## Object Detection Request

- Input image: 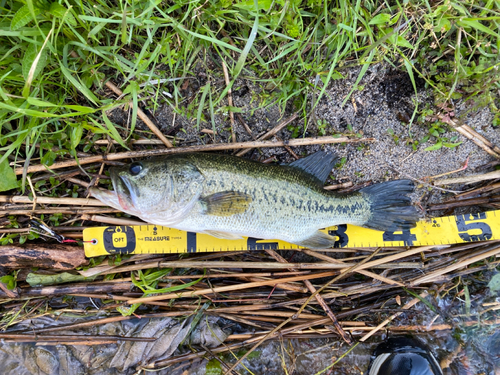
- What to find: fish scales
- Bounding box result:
[90,152,419,248]
[173,154,372,242]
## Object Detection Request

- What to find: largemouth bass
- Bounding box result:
[90,152,418,248]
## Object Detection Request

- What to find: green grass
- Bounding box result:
[0,0,499,193]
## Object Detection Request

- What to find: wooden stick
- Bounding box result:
[243,276,308,293]
[0,333,155,342]
[433,170,500,186]
[359,291,429,342]
[441,116,500,158]
[264,249,352,344]
[411,244,500,285]
[235,113,300,156]
[0,244,87,270]
[151,256,426,271]
[16,135,375,175]
[1,208,119,216]
[126,271,338,304]
[81,214,145,226]
[324,182,353,190]
[298,248,405,287]
[104,80,173,148]
[221,61,236,143]
[94,139,176,145]
[0,196,104,206]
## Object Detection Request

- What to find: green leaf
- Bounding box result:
[100,112,129,150]
[60,64,99,105]
[369,14,391,25]
[424,140,443,151]
[433,18,451,33]
[0,156,19,192]
[48,3,77,26]
[389,34,414,49]
[196,83,210,130]
[234,0,274,11]
[488,273,500,294]
[443,141,462,148]
[457,19,499,38]
[233,5,259,78]
[11,5,41,31]
[26,97,58,107]
[70,124,83,150]
[41,150,57,166]
[205,359,223,375]
[26,272,95,287]
[22,43,48,81]
[0,275,16,290]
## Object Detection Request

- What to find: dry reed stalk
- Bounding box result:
[298,249,406,287]
[153,260,421,271]
[236,113,256,139]
[162,271,312,279]
[12,311,196,334]
[411,243,500,285]
[433,170,500,185]
[324,182,353,190]
[65,177,90,188]
[427,195,500,211]
[240,310,323,320]
[80,214,145,226]
[346,245,436,273]
[1,208,119,216]
[94,139,176,145]
[0,196,103,206]
[126,271,338,304]
[0,333,155,342]
[104,80,173,148]
[242,277,309,293]
[455,182,500,199]
[455,123,500,158]
[359,291,429,342]
[157,260,347,270]
[235,113,299,157]
[215,313,276,329]
[221,61,236,143]
[17,135,374,175]
[275,136,300,159]
[264,249,352,344]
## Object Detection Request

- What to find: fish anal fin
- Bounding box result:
[296,231,336,249]
[203,230,244,240]
[201,191,252,216]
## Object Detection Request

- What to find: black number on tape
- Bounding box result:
[383,229,416,246]
[328,225,349,248]
[455,213,492,242]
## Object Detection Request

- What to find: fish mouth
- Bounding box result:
[109,168,138,212]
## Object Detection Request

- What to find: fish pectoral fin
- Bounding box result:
[200,191,252,216]
[296,231,336,249]
[203,230,244,240]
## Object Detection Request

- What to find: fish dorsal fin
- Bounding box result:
[288,151,337,184]
[200,191,252,216]
[295,231,337,249]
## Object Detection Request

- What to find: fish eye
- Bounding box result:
[129,162,143,176]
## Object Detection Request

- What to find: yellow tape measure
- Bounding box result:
[83,211,500,257]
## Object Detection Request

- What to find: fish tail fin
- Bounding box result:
[360,180,419,231]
